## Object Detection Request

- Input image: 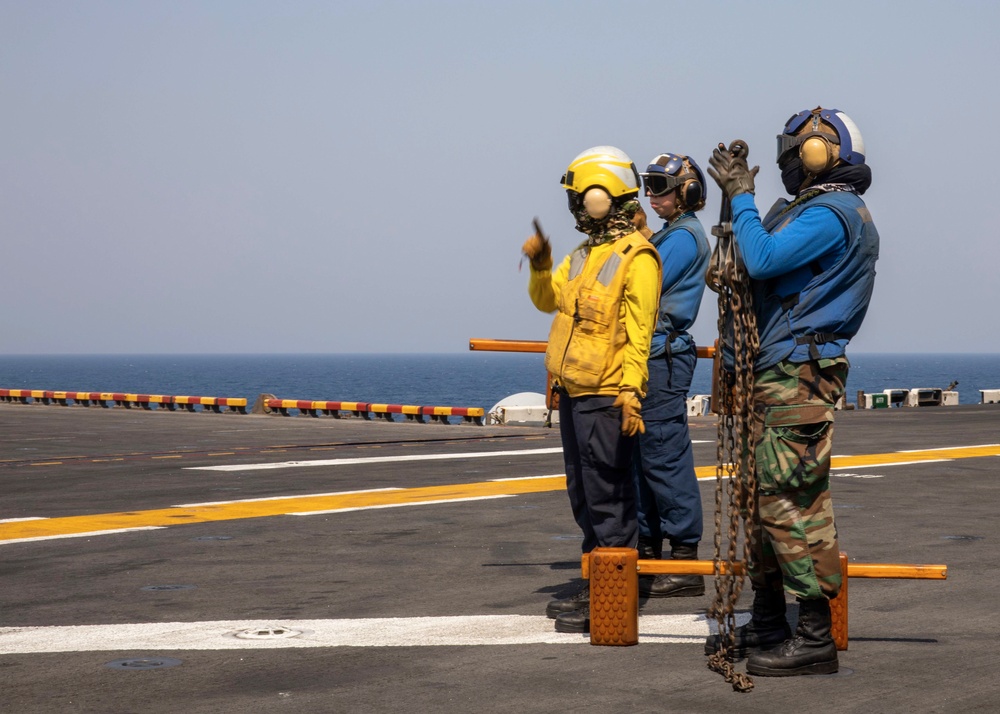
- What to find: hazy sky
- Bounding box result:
[3,1,998,354]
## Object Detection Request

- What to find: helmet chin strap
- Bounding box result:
[666,199,686,223]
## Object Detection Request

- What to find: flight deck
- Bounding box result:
[1,403,997,712]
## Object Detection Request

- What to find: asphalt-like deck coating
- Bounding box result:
[1,402,998,713]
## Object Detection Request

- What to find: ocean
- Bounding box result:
[0,353,998,410]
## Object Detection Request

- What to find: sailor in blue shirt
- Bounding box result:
[706,107,879,677]
[633,154,711,598]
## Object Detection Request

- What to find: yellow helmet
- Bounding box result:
[560,146,641,201]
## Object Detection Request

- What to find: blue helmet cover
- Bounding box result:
[641,153,705,195]
[779,108,866,165]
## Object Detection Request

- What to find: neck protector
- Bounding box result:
[574,199,642,246]
[780,157,873,196]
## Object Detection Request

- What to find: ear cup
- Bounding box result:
[582,187,612,219]
[800,135,836,173]
[681,178,703,208]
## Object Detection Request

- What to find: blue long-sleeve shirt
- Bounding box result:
[731,192,847,300]
[730,192,854,365]
[647,213,710,359]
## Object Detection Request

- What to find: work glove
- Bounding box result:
[521,232,552,271]
[613,388,645,437]
[631,204,653,239]
[707,143,759,198]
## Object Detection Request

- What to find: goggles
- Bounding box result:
[641,172,686,197]
[776,131,840,164]
[641,154,688,197]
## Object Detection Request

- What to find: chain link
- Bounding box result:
[705,189,759,693]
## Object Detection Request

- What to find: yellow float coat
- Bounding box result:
[528,231,661,397]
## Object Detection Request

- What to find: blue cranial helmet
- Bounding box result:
[776,107,866,169]
[640,153,706,210]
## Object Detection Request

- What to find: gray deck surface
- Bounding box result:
[1,402,997,713]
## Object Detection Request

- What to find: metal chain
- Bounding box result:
[705,147,759,693]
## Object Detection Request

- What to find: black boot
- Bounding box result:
[636,536,663,596]
[554,605,589,633]
[636,535,662,560]
[545,582,589,619]
[704,587,791,658]
[746,598,839,676]
[641,542,705,598]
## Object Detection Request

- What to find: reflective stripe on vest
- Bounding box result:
[544,232,659,396]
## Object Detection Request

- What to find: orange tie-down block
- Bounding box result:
[583,549,947,648]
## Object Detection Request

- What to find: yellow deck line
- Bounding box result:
[692,444,1000,480]
[2,444,998,543]
[0,477,566,542]
[832,444,1000,468]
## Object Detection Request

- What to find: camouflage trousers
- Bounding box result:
[746,357,849,601]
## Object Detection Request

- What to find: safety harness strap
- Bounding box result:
[795,333,850,360]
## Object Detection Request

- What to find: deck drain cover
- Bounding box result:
[141,584,197,591]
[232,626,304,640]
[106,657,182,670]
[827,667,854,677]
[942,535,983,541]
[191,536,233,541]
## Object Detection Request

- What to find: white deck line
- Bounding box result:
[831,458,952,470]
[185,447,565,472]
[290,494,514,515]
[0,613,750,653]
[895,443,1000,453]
[0,526,165,545]
[0,517,47,524]
[175,487,402,508]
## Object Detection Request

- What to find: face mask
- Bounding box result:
[780,156,873,197]
[780,156,808,195]
[571,198,642,245]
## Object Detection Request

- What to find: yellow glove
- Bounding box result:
[521,233,552,271]
[631,204,653,239]
[613,388,645,437]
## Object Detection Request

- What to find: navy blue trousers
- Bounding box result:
[557,393,637,553]
[632,348,703,548]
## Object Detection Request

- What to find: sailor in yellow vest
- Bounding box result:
[522,146,662,633]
